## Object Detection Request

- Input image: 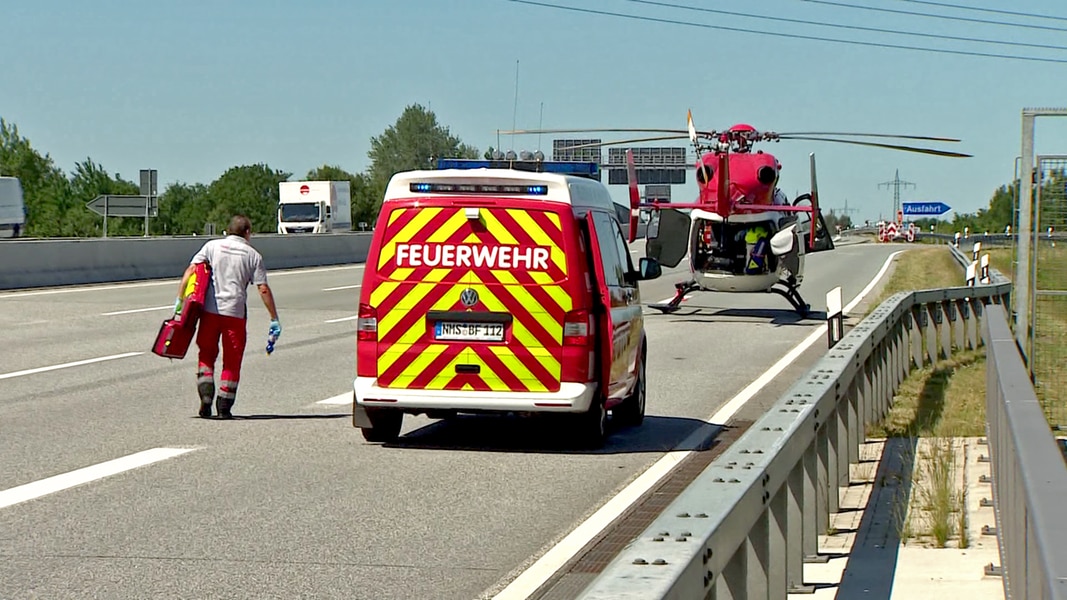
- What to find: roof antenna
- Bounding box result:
[511,59,519,152]
[537,101,544,153]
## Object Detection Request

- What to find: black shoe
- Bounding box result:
[197,381,215,418]
[216,397,234,420]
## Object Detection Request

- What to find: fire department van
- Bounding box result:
[352,159,662,447]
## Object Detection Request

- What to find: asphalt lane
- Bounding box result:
[0,238,903,600]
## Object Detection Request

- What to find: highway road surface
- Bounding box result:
[0,239,903,600]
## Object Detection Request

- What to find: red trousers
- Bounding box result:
[196,311,248,402]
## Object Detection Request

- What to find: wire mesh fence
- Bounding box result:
[1034,156,1067,428]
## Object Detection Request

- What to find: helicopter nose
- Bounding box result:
[757,165,777,185]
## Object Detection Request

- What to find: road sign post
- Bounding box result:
[140,169,158,237]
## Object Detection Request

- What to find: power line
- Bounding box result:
[620,0,1067,53]
[894,0,1067,24]
[800,0,1067,33]
[503,0,1067,64]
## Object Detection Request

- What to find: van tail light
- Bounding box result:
[357,303,378,342]
[561,309,596,383]
[563,310,594,346]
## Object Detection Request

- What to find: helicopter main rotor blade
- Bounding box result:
[498,127,692,135]
[776,132,962,142]
[556,134,695,151]
[779,136,972,157]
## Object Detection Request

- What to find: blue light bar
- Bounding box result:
[408,182,549,195]
[435,158,600,178]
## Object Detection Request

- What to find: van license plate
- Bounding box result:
[434,322,504,342]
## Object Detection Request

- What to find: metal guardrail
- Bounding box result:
[984,307,1067,600]
[576,248,1013,599]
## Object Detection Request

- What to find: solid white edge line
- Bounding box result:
[0,264,367,299]
[322,284,362,292]
[317,393,352,405]
[0,352,144,381]
[489,249,905,600]
[325,315,359,324]
[101,305,173,316]
[0,447,198,510]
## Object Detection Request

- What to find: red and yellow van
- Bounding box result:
[352,160,661,447]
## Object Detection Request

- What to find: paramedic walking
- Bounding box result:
[177,215,280,419]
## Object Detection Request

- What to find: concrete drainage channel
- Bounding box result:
[528,420,755,600]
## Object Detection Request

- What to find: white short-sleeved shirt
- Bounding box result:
[190,235,268,319]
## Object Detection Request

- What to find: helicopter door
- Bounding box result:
[645,208,690,268]
[793,195,836,253]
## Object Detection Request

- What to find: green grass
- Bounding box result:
[866,246,966,315]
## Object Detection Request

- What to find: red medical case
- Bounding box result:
[150,263,211,360]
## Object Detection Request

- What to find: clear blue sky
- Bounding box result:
[3,0,1067,226]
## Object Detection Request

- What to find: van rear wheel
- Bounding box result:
[615,358,646,427]
[361,408,403,443]
[575,399,607,449]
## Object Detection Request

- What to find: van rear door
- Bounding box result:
[368,200,573,394]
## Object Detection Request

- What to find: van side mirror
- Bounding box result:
[637,257,662,281]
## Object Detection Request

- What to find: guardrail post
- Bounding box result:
[910,306,925,368]
[745,511,771,599]
[827,407,841,512]
[817,424,831,534]
[769,487,788,598]
[718,541,746,599]
[861,360,874,432]
[938,301,952,358]
[847,378,861,465]
[952,299,966,351]
[786,461,809,592]
[964,299,978,350]
[924,303,939,364]
[802,444,821,563]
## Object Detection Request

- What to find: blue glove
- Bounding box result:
[269,320,282,338]
[173,297,183,315]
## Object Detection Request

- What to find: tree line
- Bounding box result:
[0,104,478,237]
[1,103,1053,237]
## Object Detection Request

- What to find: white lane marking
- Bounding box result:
[101,305,173,316]
[0,264,366,299]
[0,447,197,510]
[323,284,361,292]
[0,352,144,381]
[317,393,352,405]
[489,250,904,600]
[325,315,359,324]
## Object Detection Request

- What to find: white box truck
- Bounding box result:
[277,180,352,234]
[0,176,26,238]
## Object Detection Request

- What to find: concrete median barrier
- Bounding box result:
[0,233,372,290]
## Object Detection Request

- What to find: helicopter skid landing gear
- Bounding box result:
[771,281,811,317]
[649,280,700,314]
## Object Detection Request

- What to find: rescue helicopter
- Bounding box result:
[499,112,970,316]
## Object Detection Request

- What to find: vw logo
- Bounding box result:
[460,288,479,308]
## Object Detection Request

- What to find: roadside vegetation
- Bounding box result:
[863,245,977,549]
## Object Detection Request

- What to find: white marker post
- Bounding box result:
[954,232,961,248]
[826,286,843,348]
[981,254,991,284]
[973,241,982,262]
[967,261,978,287]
